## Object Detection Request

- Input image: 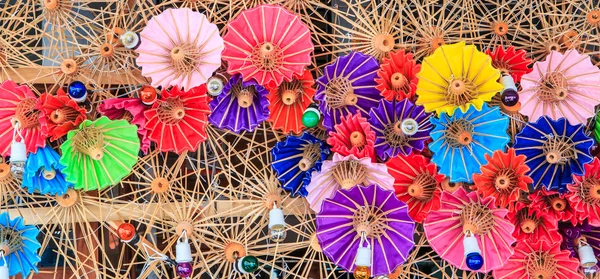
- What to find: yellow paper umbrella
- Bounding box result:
[416,41,503,116]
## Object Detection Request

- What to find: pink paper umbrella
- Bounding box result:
[316,184,416,276]
[306,153,394,212]
[520,49,600,124]
[136,8,223,90]
[423,187,516,273]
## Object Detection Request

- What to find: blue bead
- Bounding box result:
[68,81,87,100]
[465,252,484,271]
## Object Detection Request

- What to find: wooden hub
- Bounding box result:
[0,244,9,257]
[547,43,560,52]
[224,242,246,263]
[44,0,59,10]
[237,90,254,108]
[352,206,386,238]
[281,90,298,106]
[494,175,511,190]
[260,42,275,56]
[100,43,114,57]
[309,233,322,252]
[0,163,11,180]
[430,37,445,50]
[42,168,56,180]
[372,33,395,53]
[60,59,78,75]
[349,131,365,147]
[176,221,194,238]
[56,189,79,207]
[493,22,509,36]
[151,177,170,193]
[550,197,566,212]
[172,108,186,120]
[441,178,462,193]
[170,47,186,61]
[298,158,313,171]
[407,183,424,198]
[545,151,561,164]
[501,101,521,113]
[588,10,600,25]
[390,72,408,91]
[51,109,67,124]
[457,131,472,145]
[520,219,537,234]
[344,92,358,106]
[264,193,282,210]
[461,203,494,235]
[590,184,600,199]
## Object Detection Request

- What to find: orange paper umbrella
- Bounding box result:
[222,4,313,86]
[375,50,421,101]
[326,114,376,161]
[266,70,315,133]
[507,203,562,243]
[567,158,600,226]
[529,188,583,226]
[144,85,211,153]
[387,153,445,223]
[471,148,533,210]
[38,89,86,141]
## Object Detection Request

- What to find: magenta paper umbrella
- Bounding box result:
[316,184,416,276]
[136,8,224,90]
[423,187,516,273]
[306,153,395,212]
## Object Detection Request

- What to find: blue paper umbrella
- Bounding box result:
[0,212,41,278]
[514,116,594,192]
[271,132,330,196]
[23,146,71,196]
[429,105,510,183]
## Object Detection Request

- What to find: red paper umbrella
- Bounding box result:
[529,189,583,226]
[493,241,582,279]
[266,69,315,133]
[0,80,45,156]
[567,158,600,226]
[375,50,421,101]
[222,4,313,86]
[326,114,376,161]
[471,148,532,210]
[485,46,532,83]
[507,203,562,244]
[386,153,444,223]
[38,89,86,141]
[144,85,211,154]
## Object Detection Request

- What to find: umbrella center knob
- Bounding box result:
[372,33,395,54]
[520,219,538,233]
[60,59,78,75]
[390,72,408,92]
[44,0,59,10]
[237,89,254,108]
[100,42,114,57]
[264,193,282,210]
[56,189,79,207]
[0,231,21,255]
[298,158,313,171]
[547,43,560,53]
[344,92,358,106]
[430,37,445,50]
[541,72,569,102]
[457,131,472,145]
[281,89,299,105]
[151,177,170,193]
[446,78,476,106]
[51,108,67,124]
[175,221,194,238]
[224,242,246,263]
[72,127,106,160]
[260,42,275,56]
[588,10,600,25]
[550,197,566,212]
[172,108,186,120]
[349,131,365,148]
[501,101,521,113]
[158,97,186,124]
[333,160,367,189]
[170,44,201,75]
[407,183,424,198]
[545,151,561,164]
[298,143,321,171]
[589,182,600,200]
[0,163,11,181]
[559,30,579,48]
[325,77,355,109]
[170,47,186,61]
[441,178,462,193]
[353,206,385,238]
[461,203,494,235]
[309,233,322,252]
[493,21,509,36]
[554,88,568,100]
[42,168,56,180]
[494,175,512,190]
[251,42,283,72]
[409,173,438,201]
[14,97,41,129]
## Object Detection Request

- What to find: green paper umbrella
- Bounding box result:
[595,112,600,142]
[60,116,140,191]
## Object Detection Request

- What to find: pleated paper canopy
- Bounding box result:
[38,89,86,141]
[567,158,600,226]
[98,97,150,154]
[0,212,41,278]
[23,146,71,196]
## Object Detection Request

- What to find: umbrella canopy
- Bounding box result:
[375,50,421,101]
[514,116,594,192]
[424,187,516,273]
[369,99,432,161]
[559,222,600,259]
[266,70,315,134]
[0,212,40,278]
[416,41,503,116]
[429,105,510,183]
[271,132,330,197]
[38,88,86,141]
[567,158,600,226]
[98,97,150,154]
[386,153,445,223]
[507,203,562,243]
[209,74,270,133]
[306,153,394,212]
[22,146,71,196]
[316,184,415,276]
[327,114,376,161]
[144,85,210,153]
[471,148,532,210]
[529,188,583,226]
[493,241,582,279]
[520,49,600,124]
[0,80,45,156]
[485,46,532,82]
[315,52,381,130]
[60,116,140,191]
[221,4,313,87]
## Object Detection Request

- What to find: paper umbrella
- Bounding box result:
[98,97,150,154]
[423,187,516,273]
[375,49,421,101]
[0,212,41,278]
[507,203,562,244]
[267,69,316,134]
[485,46,532,83]
[529,188,582,226]
[306,153,394,212]
[429,105,510,183]
[38,88,86,141]
[326,113,376,161]
[559,222,600,262]
[136,8,224,90]
[316,184,415,276]
[271,132,330,196]
[567,158,600,226]
[22,146,71,196]
[59,116,140,191]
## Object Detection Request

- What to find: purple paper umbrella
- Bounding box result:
[559,222,600,259]
[209,74,270,133]
[368,99,432,161]
[315,52,381,131]
[316,184,416,276]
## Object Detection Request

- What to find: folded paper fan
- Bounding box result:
[306,153,394,212]
[514,116,594,192]
[326,114,375,161]
[423,187,516,273]
[429,105,510,183]
[567,158,600,226]
[315,52,381,130]
[144,86,210,153]
[507,203,562,243]
[38,89,86,141]
[375,50,421,101]
[520,49,600,124]
[209,74,270,133]
[98,97,150,154]
[23,146,70,196]
[529,188,582,226]
[0,212,41,278]
[416,41,503,116]
[316,184,415,276]
[386,153,444,223]
[471,148,532,210]
[271,132,330,196]
[485,46,532,83]
[222,4,313,86]
[0,80,45,156]
[266,70,315,133]
[136,8,224,90]
[493,241,582,279]
[369,99,432,161]
[60,116,140,191]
